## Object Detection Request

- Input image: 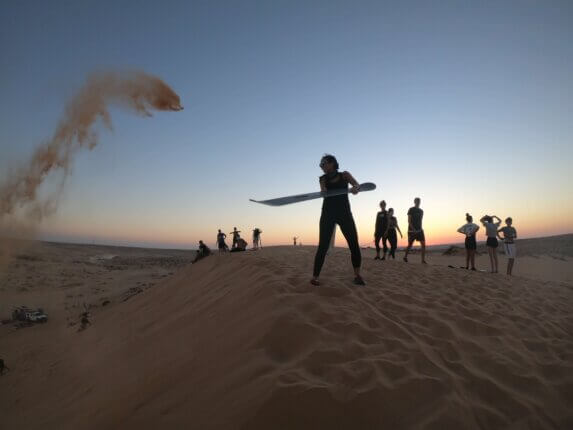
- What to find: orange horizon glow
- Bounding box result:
[23,194,573,250]
[35,221,573,250]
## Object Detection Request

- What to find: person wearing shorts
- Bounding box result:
[480,215,502,273]
[457,213,479,270]
[216,229,228,253]
[498,217,517,275]
[252,228,262,250]
[404,197,426,264]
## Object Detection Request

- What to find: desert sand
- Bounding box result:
[1,237,572,429]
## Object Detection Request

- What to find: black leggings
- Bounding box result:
[387,229,398,258]
[313,209,361,277]
[375,233,388,254]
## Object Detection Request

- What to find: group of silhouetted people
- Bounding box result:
[375,202,517,275]
[216,227,262,252]
[309,154,519,286]
[310,154,432,286]
[374,198,427,264]
[215,227,259,253]
[458,214,517,275]
[195,153,518,279]
[194,227,263,263]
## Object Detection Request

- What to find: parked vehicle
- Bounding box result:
[11,307,48,323]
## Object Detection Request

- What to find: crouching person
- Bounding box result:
[193,240,211,263]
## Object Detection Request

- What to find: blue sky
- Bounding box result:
[1,0,572,248]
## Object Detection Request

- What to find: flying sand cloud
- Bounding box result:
[0,70,183,222]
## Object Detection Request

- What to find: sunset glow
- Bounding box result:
[1,2,572,249]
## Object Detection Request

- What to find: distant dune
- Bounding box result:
[434,233,573,257]
[1,240,572,429]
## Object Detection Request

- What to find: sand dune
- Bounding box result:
[1,245,573,429]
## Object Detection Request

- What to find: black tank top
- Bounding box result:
[388,216,397,230]
[375,210,388,233]
[321,172,350,211]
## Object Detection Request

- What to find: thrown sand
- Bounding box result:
[1,244,572,429]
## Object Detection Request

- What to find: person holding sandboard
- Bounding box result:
[311,154,365,286]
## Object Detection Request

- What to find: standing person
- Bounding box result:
[480,215,502,273]
[252,228,262,249]
[293,237,298,246]
[498,217,517,275]
[311,154,364,286]
[457,213,479,270]
[384,208,402,259]
[403,197,427,264]
[229,227,241,249]
[216,229,228,253]
[374,200,389,260]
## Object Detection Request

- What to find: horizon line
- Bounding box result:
[2,232,572,252]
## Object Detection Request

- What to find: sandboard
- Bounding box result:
[448,265,488,273]
[250,182,376,206]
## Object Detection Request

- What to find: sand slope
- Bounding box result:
[1,246,573,429]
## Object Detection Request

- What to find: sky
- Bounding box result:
[1,0,572,249]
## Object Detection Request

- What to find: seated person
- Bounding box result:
[193,240,211,263]
[230,238,248,252]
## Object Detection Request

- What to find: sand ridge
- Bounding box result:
[1,245,573,429]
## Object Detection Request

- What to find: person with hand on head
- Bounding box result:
[480,214,502,273]
[311,154,364,286]
[252,228,262,250]
[457,213,479,270]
